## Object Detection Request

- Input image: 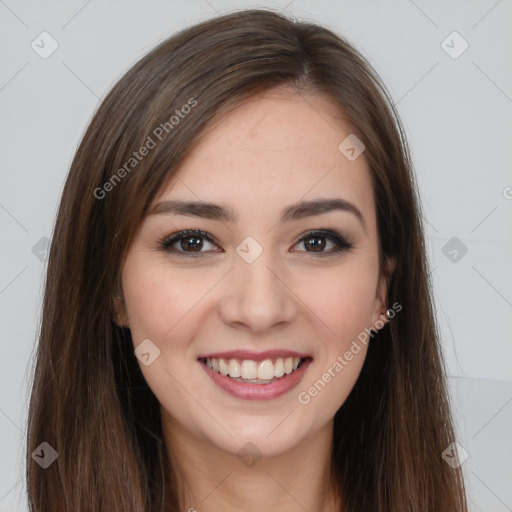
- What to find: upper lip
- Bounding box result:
[197,349,312,363]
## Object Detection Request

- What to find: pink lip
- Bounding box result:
[199,357,313,401]
[196,349,312,363]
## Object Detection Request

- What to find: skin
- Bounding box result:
[117,87,396,511]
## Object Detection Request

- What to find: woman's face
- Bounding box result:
[119,90,393,458]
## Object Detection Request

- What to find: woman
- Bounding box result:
[26,8,468,512]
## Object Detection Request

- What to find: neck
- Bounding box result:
[161,413,342,512]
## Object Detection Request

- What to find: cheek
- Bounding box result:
[293,262,377,345]
[122,259,219,342]
[294,263,376,416]
[296,269,373,418]
[121,262,215,435]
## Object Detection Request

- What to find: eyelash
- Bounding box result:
[157,228,354,258]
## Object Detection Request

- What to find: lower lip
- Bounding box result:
[199,358,313,401]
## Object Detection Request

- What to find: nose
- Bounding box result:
[217,250,297,333]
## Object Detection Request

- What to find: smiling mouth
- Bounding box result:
[199,356,311,384]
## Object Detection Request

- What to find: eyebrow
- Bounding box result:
[148,198,367,232]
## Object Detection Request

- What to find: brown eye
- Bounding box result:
[181,236,204,252]
[292,229,354,256]
[159,229,220,256]
[304,236,326,252]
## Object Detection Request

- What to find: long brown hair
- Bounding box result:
[26,8,467,511]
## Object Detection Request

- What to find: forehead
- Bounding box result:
[153,91,376,234]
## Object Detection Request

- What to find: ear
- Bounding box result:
[370,256,397,332]
[111,285,129,328]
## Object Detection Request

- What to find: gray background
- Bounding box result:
[1,0,511,510]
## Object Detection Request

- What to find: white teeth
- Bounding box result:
[274,358,284,377]
[218,358,229,376]
[228,359,241,378]
[257,359,275,380]
[241,360,258,379]
[204,356,304,381]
